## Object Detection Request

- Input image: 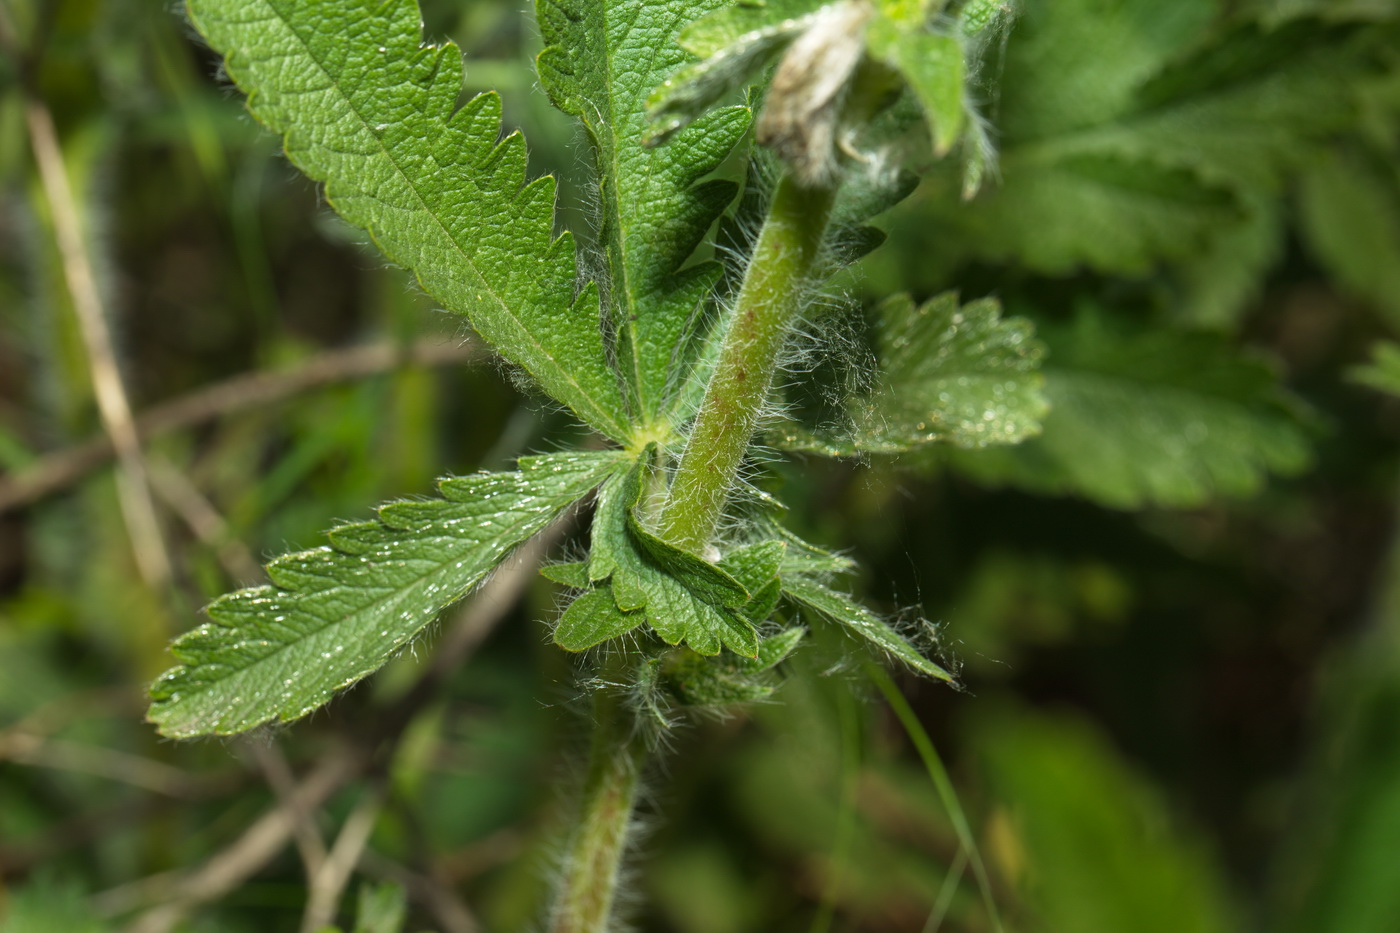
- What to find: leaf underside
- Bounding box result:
[186,0,630,439]
[149,451,623,737]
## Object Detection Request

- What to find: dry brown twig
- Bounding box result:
[23,94,172,588]
[300,785,387,933]
[147,453,265,584]
[243,739,328,878]
[0,340,478,515]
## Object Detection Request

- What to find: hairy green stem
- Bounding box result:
[552,172,836,930]
[550,685,648,933]
[661,173,838,553]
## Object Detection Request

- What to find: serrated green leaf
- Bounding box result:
[1174,189,1284,329]
[587,454,759,656]
[148,451,623,737]
[186,0,629,439]
[783,574,955,682]
[710,540,787,627]
[537,0,751,428]
[950,311,1312,508]
[745,626,807,672]
[1350,341,1400,397]
[628,512,750,610]
[1127,18,1387,188]
[777,291,1047,455]
[938,153,1244,275]
[718,539,787,622]
[554,585,645,651]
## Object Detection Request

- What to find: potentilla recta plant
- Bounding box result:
[147,0,1038,928]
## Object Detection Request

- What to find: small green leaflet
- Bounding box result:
[772,523,953,682]
[783,574,955,683]
[865,0,965,156]
[562,451,766,656]
[554,585,643,651]
[777,292,1046,455]
[950,311,1312,509]
[536,0,750,428]
[148,451,624,737]
[185,0,629,440]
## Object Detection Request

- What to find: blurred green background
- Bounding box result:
[3,0,1400,931]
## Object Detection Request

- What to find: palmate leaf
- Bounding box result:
[185,0,629,440]
[949,311,1311,509]
[536,0,751,428]
[776,292,1046,455]
[148,451,624,737]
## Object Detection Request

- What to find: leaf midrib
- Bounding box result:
[248,0,627,440]
[172,504,543,691]
[586,0,710,425]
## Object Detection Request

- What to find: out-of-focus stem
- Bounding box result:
[549,686,648,933]
[25,96,172,590]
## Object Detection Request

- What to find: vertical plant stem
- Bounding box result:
[550,685,648,933]
[809,678,862,933]
[867,665,1005,933]
[661,173,837,553]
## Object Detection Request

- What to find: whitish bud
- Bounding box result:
[756,0,874,187]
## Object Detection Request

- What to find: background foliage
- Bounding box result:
[2,0,1400,930]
